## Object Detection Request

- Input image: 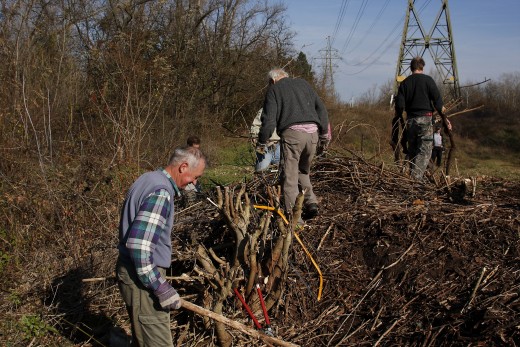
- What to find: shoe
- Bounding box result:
[305,203,319,218]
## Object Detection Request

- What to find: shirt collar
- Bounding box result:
[159,168,181,197]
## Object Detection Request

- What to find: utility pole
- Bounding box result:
[317,36,340,97]
[394,0,460,99]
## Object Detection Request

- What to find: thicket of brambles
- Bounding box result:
[0,0,518,345]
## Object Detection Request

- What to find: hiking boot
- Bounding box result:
[304,203,319,219]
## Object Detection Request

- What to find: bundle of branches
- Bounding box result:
[170,156,520,346]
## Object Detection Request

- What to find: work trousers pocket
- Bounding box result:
[138,313,173,347]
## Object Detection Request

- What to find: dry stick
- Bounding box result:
[332,242,414,345]
[439,112,456,175]
[442,172,452,196]
[373,316,403,347]
[180,299,300,347]
[177,201,203,215]
[383,243,414,270]
[461,266,487,314]
[317,223,335,251]
[82,275,197,283]
[446,105,484,118]
[335,320,370,345]
[327,276,381,346]
[370,305,384,331]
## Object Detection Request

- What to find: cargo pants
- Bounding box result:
[406,116,433,180]
[116,258,173,347]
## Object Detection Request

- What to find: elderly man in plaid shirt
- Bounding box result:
[116,146,206,346]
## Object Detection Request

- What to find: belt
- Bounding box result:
[409,112,433,118]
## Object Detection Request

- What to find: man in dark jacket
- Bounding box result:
[395,57,451,180]
[257,68,329,220]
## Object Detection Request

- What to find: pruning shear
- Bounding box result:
[233,284,274,336]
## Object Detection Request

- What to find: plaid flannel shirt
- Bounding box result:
[126,169,178,291]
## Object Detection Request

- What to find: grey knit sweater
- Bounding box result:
[258,77,329,144]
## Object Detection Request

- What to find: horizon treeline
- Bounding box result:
[0,0,320,167]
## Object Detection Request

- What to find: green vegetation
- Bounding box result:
[19,315,58,339]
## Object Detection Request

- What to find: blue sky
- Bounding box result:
[283,0,520,102]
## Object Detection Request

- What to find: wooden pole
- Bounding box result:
[438,112,456,175]
[180,299,300,347]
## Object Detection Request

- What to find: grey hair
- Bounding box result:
[268,68,289,82]
[168,146,206,169]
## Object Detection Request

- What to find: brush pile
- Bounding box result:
[51,153,520,346]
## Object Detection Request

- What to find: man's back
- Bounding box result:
[396,73,442,116]
[259,78,328,143]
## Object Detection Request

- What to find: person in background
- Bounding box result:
[394,56,451,180]
[186,135,200,148]
[431,125,444,167]
[257,68,329,221]
[116,147,206,347]
[184,136,202,205]
[250,108,281,172]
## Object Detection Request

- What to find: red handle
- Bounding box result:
[233,288,262,330]
[256,284,271,326]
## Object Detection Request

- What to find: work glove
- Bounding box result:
[154,282,181,310]
[316,135,330,156]
[256,143,267,155]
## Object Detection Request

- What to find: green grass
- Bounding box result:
[200,141,256,188]
[452,155,520,180]
[198,119,520,188]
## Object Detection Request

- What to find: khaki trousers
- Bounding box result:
[281,129,318,212]
[116,258,173,347]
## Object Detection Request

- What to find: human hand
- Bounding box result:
[154,282,181,310]
[316,135,330,155]
[256,143,267,155]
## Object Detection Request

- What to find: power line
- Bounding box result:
[340,0,369,56]
[342,13,404,67]
[346,0,391,54]
[331,0,349,47]
[340,0,433,69]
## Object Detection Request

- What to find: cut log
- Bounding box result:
[180,299,299,347]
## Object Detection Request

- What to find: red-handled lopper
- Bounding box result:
[233,286,274,336]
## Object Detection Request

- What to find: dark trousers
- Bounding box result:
[431,146,443,167]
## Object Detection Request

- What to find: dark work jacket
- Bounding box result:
[395,73,443,118]
[258,77,329,144]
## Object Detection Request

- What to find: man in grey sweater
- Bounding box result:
[257,68,329,221]
[117,146,206,346]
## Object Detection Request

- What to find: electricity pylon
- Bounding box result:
[318,36,340,96]
[394,0,460,99]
